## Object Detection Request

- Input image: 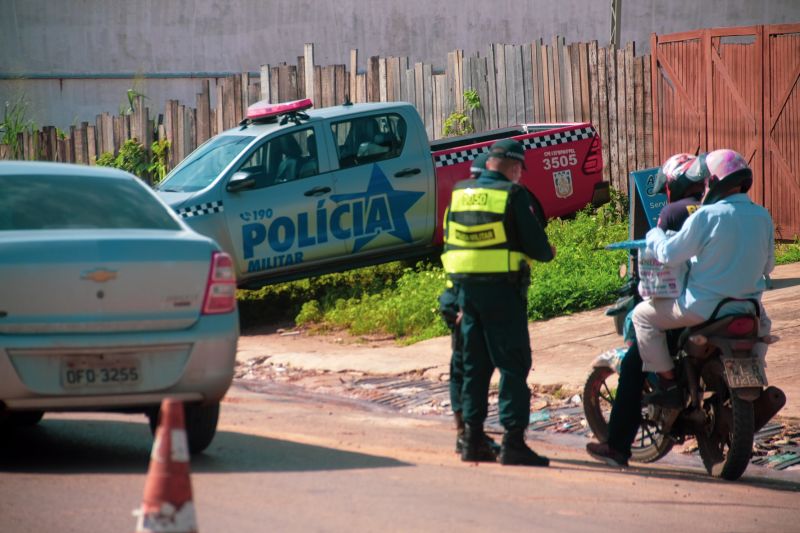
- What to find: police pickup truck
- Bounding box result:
[157,99,608,288]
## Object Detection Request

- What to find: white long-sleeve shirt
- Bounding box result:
[645,193,774,319]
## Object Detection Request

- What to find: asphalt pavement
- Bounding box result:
[237,261,800,421]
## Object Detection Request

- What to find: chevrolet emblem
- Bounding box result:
[81,268,118,283]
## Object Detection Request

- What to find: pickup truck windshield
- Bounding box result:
[158,135,255,192]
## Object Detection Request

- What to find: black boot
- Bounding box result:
[461,423,497,462]
[499,427,549,467]
[454,412,466,453]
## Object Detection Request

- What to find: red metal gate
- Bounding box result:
[652,24,800,239]
[764,25,800,240]
[706,27,763,204]
[650,30,706,162]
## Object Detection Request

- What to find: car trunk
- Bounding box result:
[0,230,213,334]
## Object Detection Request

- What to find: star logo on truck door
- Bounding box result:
[330,164,424,253]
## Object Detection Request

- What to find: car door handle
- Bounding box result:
[304,186,332,197]
[394,168,421,178]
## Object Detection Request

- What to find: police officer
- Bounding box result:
[438,153,500,456]
[441,139,555,466]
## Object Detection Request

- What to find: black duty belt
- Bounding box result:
[449,272,526,284]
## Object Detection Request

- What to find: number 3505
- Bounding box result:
[543,154,577,170]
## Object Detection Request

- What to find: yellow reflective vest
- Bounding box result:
[441,179,531,278]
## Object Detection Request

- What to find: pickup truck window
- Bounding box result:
[331,113,406,169]
[159,135,255,192]
[237,128,318,190]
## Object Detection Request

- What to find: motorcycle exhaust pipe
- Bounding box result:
[754,386,786,432]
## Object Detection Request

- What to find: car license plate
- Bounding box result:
[721,357,767,388]
[62,356,141,388]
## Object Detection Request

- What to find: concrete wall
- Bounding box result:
[2,0,798,130]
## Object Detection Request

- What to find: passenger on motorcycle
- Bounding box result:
[586,152,702,466]
[653,153,704,231]
[634,149,774,407]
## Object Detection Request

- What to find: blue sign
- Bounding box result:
[629,167,667,230]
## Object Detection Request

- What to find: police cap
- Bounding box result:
[487,138,527,169]
[469,152,489,175]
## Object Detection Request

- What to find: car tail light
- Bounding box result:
[582,135,602,174]
[202,252,236,315]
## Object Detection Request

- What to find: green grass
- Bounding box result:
[236,260,409,328]
[237,195,798,343]
[776,240,800,265]
[238,198,630,342]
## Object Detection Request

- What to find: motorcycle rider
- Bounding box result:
[587,149,774,467]
[636,149,774,405]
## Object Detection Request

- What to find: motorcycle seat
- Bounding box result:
[678,314,758,349]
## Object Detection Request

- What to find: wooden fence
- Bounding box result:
[0,38,655,193]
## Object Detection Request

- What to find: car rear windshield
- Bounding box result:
[0,174,182,230]
[157,134,255,192]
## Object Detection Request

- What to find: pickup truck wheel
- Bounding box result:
[147,402,220,455]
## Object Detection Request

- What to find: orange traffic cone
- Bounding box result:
[133,399,198,533]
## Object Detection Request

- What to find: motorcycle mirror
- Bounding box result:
[619,263,627,279]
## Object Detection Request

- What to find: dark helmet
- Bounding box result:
[698,149,753,205]
[652,153,701,202]
[470,152,489,177]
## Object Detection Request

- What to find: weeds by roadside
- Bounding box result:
[239,203,629,342]
[237,192,798,344]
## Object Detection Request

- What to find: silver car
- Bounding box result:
[0,161,239,453]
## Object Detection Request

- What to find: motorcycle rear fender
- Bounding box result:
[732,387,762,401]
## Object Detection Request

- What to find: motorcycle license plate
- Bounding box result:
[721,357,767,388]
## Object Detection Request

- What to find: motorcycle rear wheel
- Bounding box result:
[695,382,755,481]
[583,367,673,463]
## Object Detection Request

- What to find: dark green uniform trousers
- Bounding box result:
[457,281,531,430]
[449,329,465,414]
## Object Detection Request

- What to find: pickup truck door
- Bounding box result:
[327,110,432,256]
[221,125,345,279]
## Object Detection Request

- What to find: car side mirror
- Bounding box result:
[226,171,256,192]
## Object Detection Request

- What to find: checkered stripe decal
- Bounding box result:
[176,200,224,218]
[433,126,595,168]
[433,146,491,168]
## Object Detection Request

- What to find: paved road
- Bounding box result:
[2,383,799,533]
[238,262,800,420]
[4,266,797,532]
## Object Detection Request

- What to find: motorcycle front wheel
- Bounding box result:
[583,367,673,463]
[695,377,755,481]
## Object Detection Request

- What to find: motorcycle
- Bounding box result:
[582,241,786,480]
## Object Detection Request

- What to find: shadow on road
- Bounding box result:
[0,418,409,474]
[769,276,800,290]
[551,456,800,493]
